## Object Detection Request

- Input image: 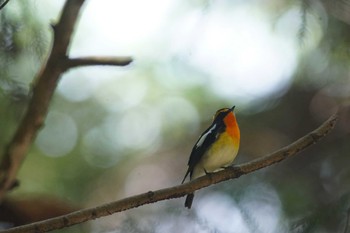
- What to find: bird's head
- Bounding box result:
[213,106,236,122]
[213,105,240,139]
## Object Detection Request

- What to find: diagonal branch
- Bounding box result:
[0,112,338,233]
[0,0,86,201]
[0,0,133,203]
[0,0,10,11]
[64,56,133,69]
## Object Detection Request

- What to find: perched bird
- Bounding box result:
[182,106,240,208]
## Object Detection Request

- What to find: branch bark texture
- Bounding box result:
[0,112,338,233]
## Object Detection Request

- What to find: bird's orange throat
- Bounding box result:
[224,113,240,141]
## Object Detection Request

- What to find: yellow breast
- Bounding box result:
[192,132,239,179]
[190,109,240,180]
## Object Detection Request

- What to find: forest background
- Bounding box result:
[0,0,349,233]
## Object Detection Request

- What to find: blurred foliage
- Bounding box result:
[0,0,350,233]
[0,0,48,148]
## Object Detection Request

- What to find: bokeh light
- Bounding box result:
[197,192,250,233]
[36,111,78,157]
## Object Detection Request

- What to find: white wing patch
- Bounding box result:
[196,124,216,148]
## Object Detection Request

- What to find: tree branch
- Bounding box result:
[0,0,133,203]
[0,112,338,233]
[0,0,86,201]
[64,56,133,69]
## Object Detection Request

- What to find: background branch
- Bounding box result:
[0,0,133,202]
[64,56,133,69]
[0,112,338,233]
[0,0,10,11]
[0,0,86,201]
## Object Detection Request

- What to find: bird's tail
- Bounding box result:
[185,193,194,209]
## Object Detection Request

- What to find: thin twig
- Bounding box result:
[64,56,133,69]
[0,0,10,11]
[0,112,338,233]
[298,0,310,45]
[0,0,86,201]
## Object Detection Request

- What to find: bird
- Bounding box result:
[182,106,240,208]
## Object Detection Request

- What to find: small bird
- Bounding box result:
[182,106,240,208]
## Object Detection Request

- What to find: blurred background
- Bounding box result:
[0,0,350,232]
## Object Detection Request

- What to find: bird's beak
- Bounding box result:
[231,106,235,111]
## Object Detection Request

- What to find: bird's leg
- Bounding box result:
[222,163,237,169]
[203,168,214,182]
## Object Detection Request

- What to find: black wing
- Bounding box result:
[182,122,223,183]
